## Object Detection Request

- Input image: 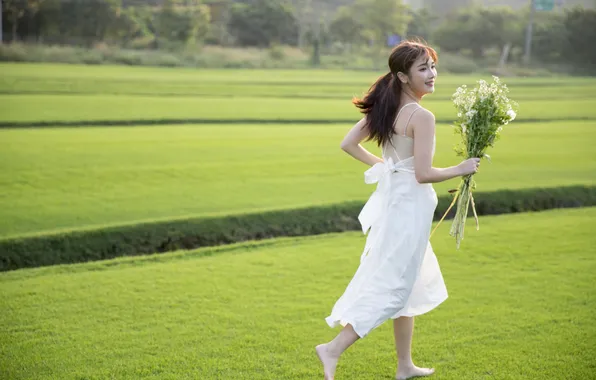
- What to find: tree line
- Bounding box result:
[2,0,595,68]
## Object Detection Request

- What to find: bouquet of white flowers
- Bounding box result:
[432,76,518,248]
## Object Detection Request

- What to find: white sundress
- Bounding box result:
[325,103,448,338]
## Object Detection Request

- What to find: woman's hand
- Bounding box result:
[412,109,479,184]
[457,158,481,176]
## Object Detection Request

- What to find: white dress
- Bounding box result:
[325,103,448,338]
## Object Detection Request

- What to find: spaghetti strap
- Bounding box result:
[385,102,419,162]
[395,102,418,122]
[403,106,421,137]
[388,140,401,161]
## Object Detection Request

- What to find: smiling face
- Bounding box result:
[388,41,439,100]
[405,53,437,98]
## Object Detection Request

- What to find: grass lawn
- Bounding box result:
[2,94,595,124]
[1,121,594,238]
[2,62,596,100]
[1,207,594,379]
[1,63,595,125]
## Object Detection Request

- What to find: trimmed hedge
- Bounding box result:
[1,116,594,129]
[1,185,594,271]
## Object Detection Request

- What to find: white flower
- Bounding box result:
[506,109,517,121]
[466,110,477,119]
[461,124,467,133]
[457,112,462,117]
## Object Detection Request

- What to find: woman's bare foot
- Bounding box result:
[315,343,339,380]
[396,364,435,380]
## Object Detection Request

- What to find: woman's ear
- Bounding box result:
[397,72,408,84]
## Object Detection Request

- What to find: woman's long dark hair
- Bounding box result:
[353,40,438,147]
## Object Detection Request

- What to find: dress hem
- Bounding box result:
[324,316,367,338]
[324,292,448,338]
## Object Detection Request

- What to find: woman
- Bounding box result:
[315,40,480,380]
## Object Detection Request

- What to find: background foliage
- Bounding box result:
[2,0,595,73]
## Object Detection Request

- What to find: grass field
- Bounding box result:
[1,62,595,379]
[2,63,596,100]
[1,208,594,379]
[1,62,595,238]
[3,95,596,124]
[2,63,596,125]
[1,121,594,238]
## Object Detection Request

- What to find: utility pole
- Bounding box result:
[523,0,535,65]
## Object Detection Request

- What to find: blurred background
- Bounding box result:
[2,0,595,75]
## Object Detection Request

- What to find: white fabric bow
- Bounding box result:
[358,156,415,235]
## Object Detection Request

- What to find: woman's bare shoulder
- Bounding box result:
[411,107,435,134]
[413,106,435,122]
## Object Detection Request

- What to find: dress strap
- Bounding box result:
[403,105,421,137]
[388,140,401,161]
[395,102,418,122]
[385,102,419,161]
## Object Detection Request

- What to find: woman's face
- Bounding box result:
[406,54,437,97]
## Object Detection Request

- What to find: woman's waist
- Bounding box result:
[385,173,435,191]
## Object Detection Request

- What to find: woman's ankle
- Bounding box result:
[324,342,342,358]
[397,360,415,369]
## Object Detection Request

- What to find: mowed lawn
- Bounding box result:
[2,63,596,124]
[2,62,596,100]
[1,121,594,238]
[1,63,595,238]
[1,208,594,379]
[2,95,596,124]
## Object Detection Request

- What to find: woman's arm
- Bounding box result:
[412,109,479,184]
[340,117,384,167]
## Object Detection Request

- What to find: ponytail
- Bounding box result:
[353,71,402,147]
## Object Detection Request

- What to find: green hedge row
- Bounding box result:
[1,116,594,129]
[1,185,594,272]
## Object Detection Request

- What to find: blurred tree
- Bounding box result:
[405,7,436,42]
[2,0,45,42]
[156,0,210,49]
[434,6,521,58]
[34,0,60,42]
[227,0,297,47]
[422,0,473,16]
[290,0,312,48]
[4,0,28,41]
[204,0,233,46]
[478,6,521,49]
[116,6,155,47]
[352,0,410,47]
[33,0,123,46]
[90,0,124,44]
[562,7,596,70]
[527,10,566,62]
[291,0,352,49]
[329,5,365,46]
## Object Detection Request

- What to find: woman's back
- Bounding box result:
[382,103,421,163]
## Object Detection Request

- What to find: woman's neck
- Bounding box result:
[401,88,421,104]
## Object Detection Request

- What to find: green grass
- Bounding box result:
[1,62,594,238]
[2,63,596,99]
[1,121,594,238]
[1,63,596,125]
[1,208,594,379]
[3,94,596,124]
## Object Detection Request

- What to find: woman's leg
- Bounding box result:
[316,324,360,380]
[393,316,435,379]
